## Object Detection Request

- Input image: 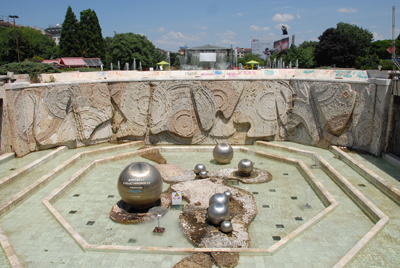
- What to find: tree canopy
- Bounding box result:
[279,43,315,68]
[78,9,105,59]
[59,6,81,57]
[237,53,265,67]
[107,32,165,69]
[20,27,57,59]
[0,27,34,64]
[314,27,360,67]
[335,22,373,56]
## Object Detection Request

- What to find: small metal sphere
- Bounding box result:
[213,143,234,164]
[194,164,206,175]
[209,193,230,207]
[223,191,233,200]
[220,220,233,233]
[199,170,208,179]
[207,203,230,225]
[117,162,163,209]
[238,159,253,176]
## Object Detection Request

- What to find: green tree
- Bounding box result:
[299,41,318,50]
[78,9,105,59]
[20,27,57,59]
[108,32,165,69]
[0,27,34,64]
[59,6,81,57]
[280,43,315,68]
[314,28,360,67]
[238,53,265,67]
[335,22,373,57]
[370,40,393,60]
[169,52,181,67]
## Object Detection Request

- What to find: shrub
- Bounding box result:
[0,61,60,82]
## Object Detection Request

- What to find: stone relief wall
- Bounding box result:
[2,79,391,157]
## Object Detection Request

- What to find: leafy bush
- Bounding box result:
[60,68,77,72]
[0,61,60,82]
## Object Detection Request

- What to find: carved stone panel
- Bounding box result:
[311,82,356,136]
[110,82,150,138]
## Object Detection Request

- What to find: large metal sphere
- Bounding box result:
[199,170,208,179]
[220,220,233,233]
[194,164,206,175]
[117,162,163,209]
[209,193,230,207]
[207,203,230,225]
[224,191,233,200]
[213,143,234,164]
[238,159,253,176]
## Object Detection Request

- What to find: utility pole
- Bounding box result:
[9,15,20,63]
[392,6,396,71]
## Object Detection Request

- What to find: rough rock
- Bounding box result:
[208,168,273,184]
[211,252,240,268]
[154,164,196,183]
[171,178,257,249]
[173,253,214,268]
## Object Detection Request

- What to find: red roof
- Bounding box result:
[60,57,87,67]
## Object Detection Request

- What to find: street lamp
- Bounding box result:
[9,15,20,63]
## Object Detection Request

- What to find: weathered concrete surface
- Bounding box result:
[1,70,391,157]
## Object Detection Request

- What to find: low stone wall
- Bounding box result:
[1,69,392,157]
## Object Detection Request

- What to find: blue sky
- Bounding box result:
[2,0,400,52]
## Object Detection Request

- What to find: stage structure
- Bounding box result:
[175,44,233,70]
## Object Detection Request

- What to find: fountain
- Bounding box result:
[133,58,136,70]
[174,50,230,70]
[117,61,120,70]
[0,59,397,267]
[149,206,168,233]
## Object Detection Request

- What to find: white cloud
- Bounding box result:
[165,31,185,39]
[149,27,165,33]
[337,8,358,13]
[272,13,294,22]
[217,30,237,40]
[156,31,202,46]
[370,25,378,29]
[373,32,383,40]
[200,26,208,30]
[296,14,301,19]
[220,39,236,44]
[310,37,318,42]
[237,13,243,17]
[275,23,290,31]
[249,25,270,31]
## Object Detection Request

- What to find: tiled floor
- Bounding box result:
[0,142,399,267]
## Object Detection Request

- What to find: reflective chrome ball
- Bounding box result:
[238,159,253,177]
[213,143,234,164]
[117,162,163,209]
[220,220,233,233]
[207,203,230,225]
[194,164,206,175]
[199,170,208,179]
[209,193,230,207]
[223,191,233,200]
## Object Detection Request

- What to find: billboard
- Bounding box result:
[199,53,217,62]
[251,37,290,59]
